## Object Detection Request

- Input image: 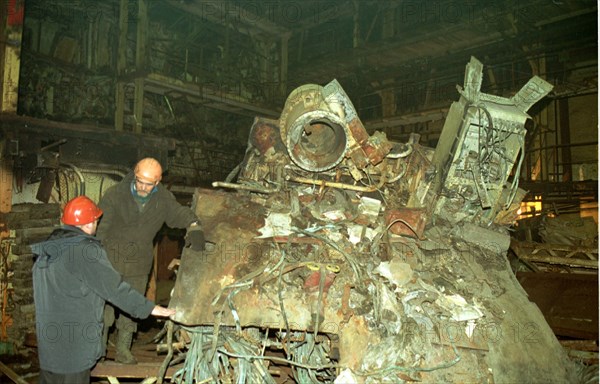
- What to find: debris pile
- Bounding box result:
[168,58,577,383]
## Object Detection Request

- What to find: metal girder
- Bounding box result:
[0,115,174,168]
[519,180,598,202]
[290,1,597,90]
[365,108,449,131]
[511,240,598,270]
[144,73,280,118]
[166,0,289,38]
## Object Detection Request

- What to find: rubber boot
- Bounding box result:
[115,330,137,365]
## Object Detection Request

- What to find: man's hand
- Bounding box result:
[185,228,205,251]
[151,305,175,317]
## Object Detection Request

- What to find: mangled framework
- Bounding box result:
[167,58,577,383]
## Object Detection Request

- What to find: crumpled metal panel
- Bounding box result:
[170,188,348,330]
[384,208,427,238]
[432,56,553,226]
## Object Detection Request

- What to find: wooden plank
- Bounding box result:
[519,254,597,269]
[4,218,58,230]
[15,227,58,244]
[0,158,13,343]
[514,241,598,255]
[560,339,599,351]
[8,203,60,215]
[92,362,179,379]
[565,350,598,365]
[1,19,22,113]
[0,159,13,214]
[0,361,29,384]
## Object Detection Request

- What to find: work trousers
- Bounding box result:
[103,275,149,334]
[39,369,90,384]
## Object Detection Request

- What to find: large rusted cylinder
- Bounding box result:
[279,84,348,172]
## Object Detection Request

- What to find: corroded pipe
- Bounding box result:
[285,175,378,192]
[279,83,348,172]
[212,181,278,194]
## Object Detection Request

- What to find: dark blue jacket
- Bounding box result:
[32,226,155,373]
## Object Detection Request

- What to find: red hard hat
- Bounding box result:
[62,196,103,226]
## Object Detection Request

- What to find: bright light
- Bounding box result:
[519,196,542,218]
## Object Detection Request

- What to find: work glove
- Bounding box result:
[185,227,205,251]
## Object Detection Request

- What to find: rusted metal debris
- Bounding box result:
[168,58,580,383]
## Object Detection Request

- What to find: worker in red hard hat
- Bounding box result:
[61,194,104,226]
[96,157,204,364]
[32,196,175,384]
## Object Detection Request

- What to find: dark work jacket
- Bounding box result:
[96,172,197,277]
[32,226,155,374]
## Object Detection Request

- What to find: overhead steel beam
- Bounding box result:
[365,108,449,131]
[288,0,355,33]
[0,115,175,168]
[290,2,597,88]
[166,0,289,38]
[144,73,280,118]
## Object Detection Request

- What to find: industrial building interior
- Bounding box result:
[0,0,598,383]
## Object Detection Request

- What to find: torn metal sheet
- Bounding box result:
[384,207,427,238]
[432,56,552,226]
[374,259,413,289]
[169,58,577,384]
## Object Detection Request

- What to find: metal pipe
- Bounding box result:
[386,143,413,159]
[386,161,407,184]
[285,175,378,192]
[75,166,127,179]
[40,139,67,152]
[212,181,278,194]
[526,141,598,155]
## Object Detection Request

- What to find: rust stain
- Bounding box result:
[385,208,427,238]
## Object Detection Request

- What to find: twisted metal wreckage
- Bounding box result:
[163,57,577,383]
